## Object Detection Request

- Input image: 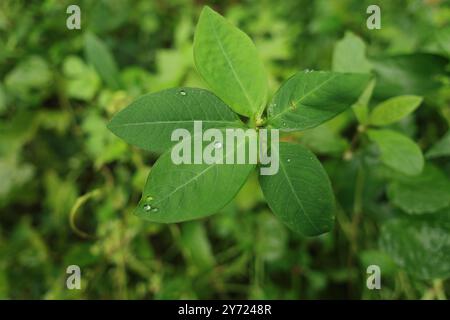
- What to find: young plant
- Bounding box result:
[107,6,370,236]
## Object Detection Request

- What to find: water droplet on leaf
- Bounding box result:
[146,195,153,201]
[143,204,152,211]
[151,208,159,213]
[179,90,187,96]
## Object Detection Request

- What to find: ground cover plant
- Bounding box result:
[0,0,450,299]
[108,7,371,236]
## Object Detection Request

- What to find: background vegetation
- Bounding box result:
[0,0,449,299]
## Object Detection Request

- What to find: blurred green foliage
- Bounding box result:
[0,0,450,299]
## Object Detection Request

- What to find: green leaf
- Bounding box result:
[387,165,450,214]
[108,87,244,153]
[332,31,372,73]
[84,32,122,90]
[426,131,450,159]
[62,56,100,101]
[359,250,397,277]
[135,142,255,223]
[300,124,349,156]
[372,53,448,99]
[259,142,335,236]
[83,111,127,168]
[413,206,450,230]
[434,26,450,57]
[181,221,215,270]
[267,71,370,131]
[369,95,423,126]
[0,155,34,201]
[5,55,52,104]
[256,212,288,262]
[193,6,268,117]
[380,216,450,280]
[352,79,376,125]
[367,129,424,176]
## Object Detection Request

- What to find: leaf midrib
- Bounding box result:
[207,14,255,112]
[152,139,248,207]
[279,159,321,233]
[269,74,339,123]
[109,120,240,128]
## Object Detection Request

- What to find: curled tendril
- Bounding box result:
[69,189,102,239]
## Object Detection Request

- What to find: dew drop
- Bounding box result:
[151,207,159,213]
[214,141,223,149]
[287,159,291,163]
[179,90,187,96]
[143,204,152,211]
[282,122,287,127]
[146,195,154,201]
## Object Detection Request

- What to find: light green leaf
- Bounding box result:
[267,71,370,131]
[181,221,215,270]
[83,111,127,168]
[135,142,255,223]
[5,55,52,104]
[380,216,450,280]
[367,129,424,176]
[435,27,450,57]
[352,79,376,125]
[62,56,100,101]
[193,6,268,117]
[259,142,335,236]
[300,124,349,156]
[387,165,450,214]
[84,32,122,90]
[369,95,423,126]
[108,87,244,153]
[426,131,450,159]
[359,250,397,277]
[332,31,372,73]
[256,212,288,262]
[0,155,34,201]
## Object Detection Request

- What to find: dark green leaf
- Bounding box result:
[135,142,255,223]
[259,142,335,236]
[267,71,370,131]
[373,53,449,99]
[84,32,122,90]
[108,87,244,153]
[387,165,450,214]
[380,215,450,279]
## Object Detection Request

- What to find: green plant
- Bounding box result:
[2,0,450,300]
[332,31,450,282]
[107,6,371,236]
